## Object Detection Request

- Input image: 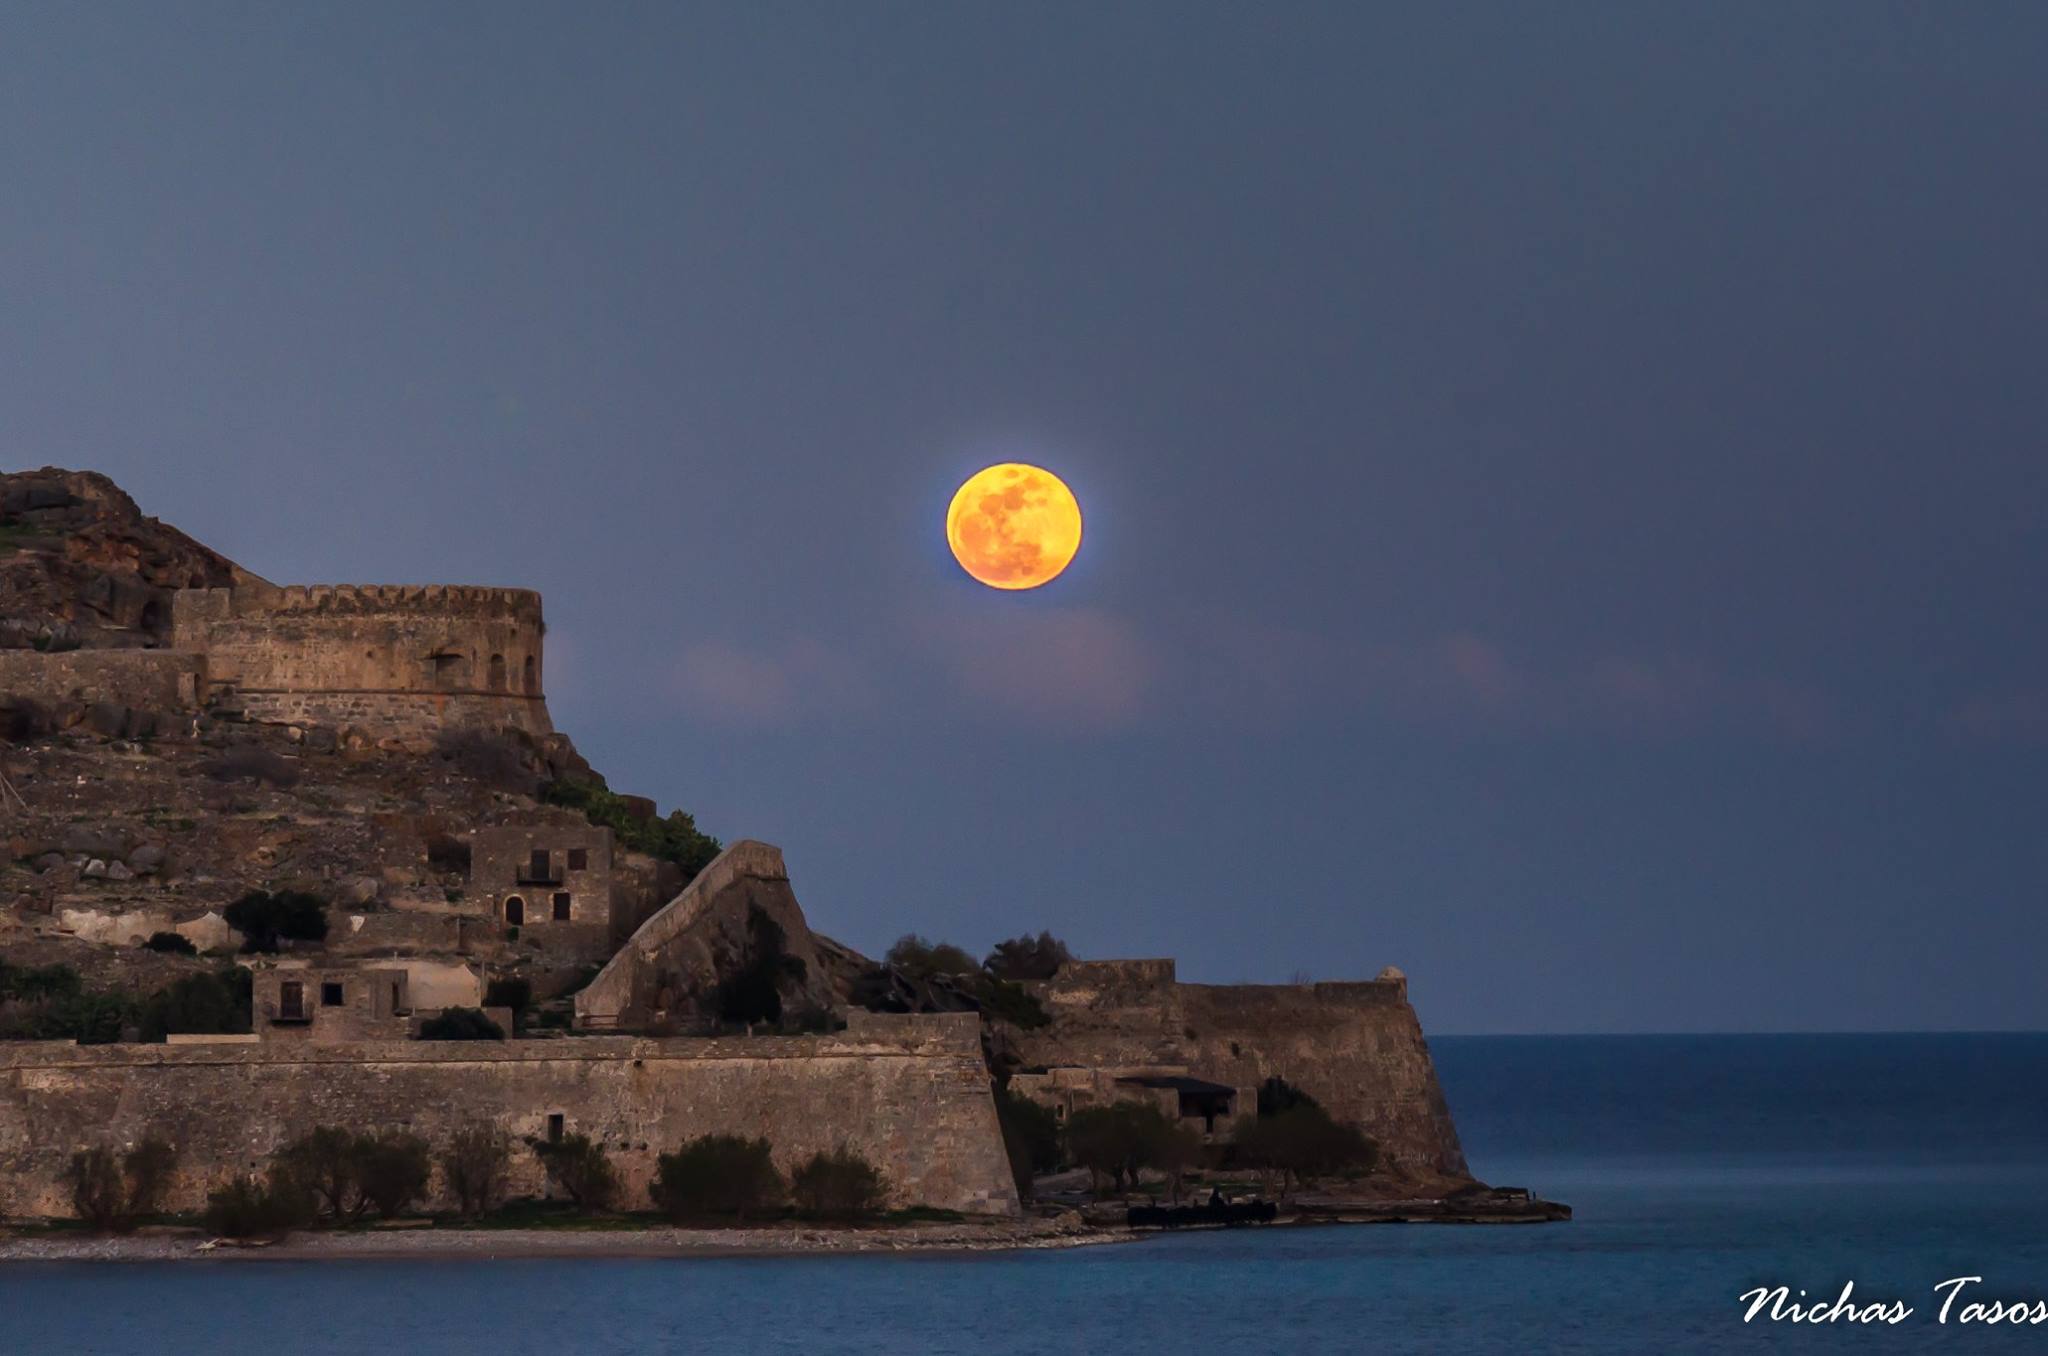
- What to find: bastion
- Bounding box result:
[1013,959,1468,1180]
[171,583,553,744]
[0,1012,1018,1218]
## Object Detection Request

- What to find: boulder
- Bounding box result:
[104,861,135,882]
[86,702,132,738]
[81,858,109,879]
[128,843,168,874]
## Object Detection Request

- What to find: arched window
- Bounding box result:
[523,654,538,695]
[504,896,525,926]
[430,651,469,690]
[488,654,508,691]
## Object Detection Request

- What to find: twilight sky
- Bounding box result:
[4,3,2044,1033]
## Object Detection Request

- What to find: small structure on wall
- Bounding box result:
[251,962,414,1044]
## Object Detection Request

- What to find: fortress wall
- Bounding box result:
[172,585,550,743]
[1176,982,1468,1180]
[0,650,203,711]
[0,1015,1018,1218]
[1015,968,1468,1181]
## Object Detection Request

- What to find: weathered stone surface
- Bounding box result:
[1013,960,1470,1182]
[0,1013,1018,1219]
[574,841,840,1031]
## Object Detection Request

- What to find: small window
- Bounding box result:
[546,1113,565,1143]
[321,982,344,1007]
[529,849,551,879]
[553,892,572,921]
[523,654,537,695]
[488,653,508,691]
[567,848,588,872]
[505,896,525,926]
[279,981,305,1021]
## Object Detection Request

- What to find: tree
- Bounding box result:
[715,905,807,1027]
[1234,1105,1378,1198]
[531,1132,617,1211]
[790,1147,887,1220]
[1063,1101,1183,1199]
[440,1122,512,1220]
[419,1007,505,1041]
[136,968,251,1042]
[651,1135,784,1222]
[203,1173,315,1239]
[1256,1076,1321,1119]
[274,1127,372,1224]
[65,1138,178,1234]
[884,934,980,980]
[357,1132,432,1219]
[143,931,195,954]
[995,1088,1063,1200]
[1154,1121,1204,1204]
[541,779,722,880]
[223,890,329,953]
[983,932,1072,981]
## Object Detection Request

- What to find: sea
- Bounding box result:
[5,1032,2046,1354]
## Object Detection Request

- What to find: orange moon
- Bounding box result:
[946,463,1083,590]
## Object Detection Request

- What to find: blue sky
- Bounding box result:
[3,2,2044,1031]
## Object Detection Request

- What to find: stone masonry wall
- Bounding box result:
[0,1013,1017,1218]
[171,584,552,744]
[0,650,203,711]
[1013,960,1470,1181]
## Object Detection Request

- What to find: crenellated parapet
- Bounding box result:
[231,583,544,620]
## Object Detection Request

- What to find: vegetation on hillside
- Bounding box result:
[540,779,722,879]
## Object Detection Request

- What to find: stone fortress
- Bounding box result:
[0,468,1483,1221]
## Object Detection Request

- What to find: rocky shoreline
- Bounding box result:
[0,1190,1570,1263]
[0,1215,1129,1263]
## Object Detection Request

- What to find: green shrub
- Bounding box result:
[136,968,251,1042]
[884,935,980,979]
[995,1088,1063,1199]
[651,1134,784,1222]
[540,779,721,879]
[357,1132,432,1219]
[0,966,132,1043]
[203,1173,315,1239]
[982,932,1072,981]
[419,1007,505,1041]
[222,890,329,953]
[143,931,195,955]
[790,1147,887,1219]
[530,1132,617,1212]
[440,1122,512,1219]
[974,976,1050,1030]
[0,961,83,1001]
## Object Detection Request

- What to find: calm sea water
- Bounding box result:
[5,1033,2047,1354]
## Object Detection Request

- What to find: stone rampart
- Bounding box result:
[1014,967,1468,1180]
[0,1014,1017,1218]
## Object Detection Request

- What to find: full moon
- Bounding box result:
[945,463,1083,590]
